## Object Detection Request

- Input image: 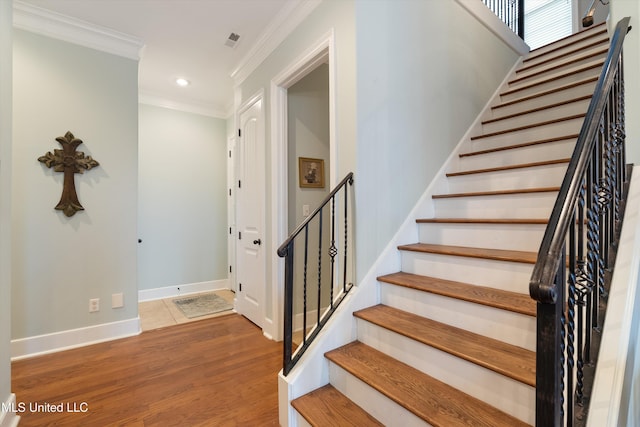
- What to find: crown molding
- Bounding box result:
[13,0,145,60]
[139,92,229,119]
[230,0,322,86]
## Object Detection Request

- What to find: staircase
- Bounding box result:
[290,23,610,427]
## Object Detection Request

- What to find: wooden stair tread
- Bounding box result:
[446,158,570,177]
[325,341,531,427]
[460,134,578,157]
[483,95,591,125]
[292,384,384,427]
[377,271,536,317]
[397,243,538,264]
[470,113,585,140]
[354,305,536,386]
[494,77,598,111]
[432,186,559,199]
[501,61,603,98]
[416,217,547,224]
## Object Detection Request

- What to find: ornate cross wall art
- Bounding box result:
[38,131,100,217]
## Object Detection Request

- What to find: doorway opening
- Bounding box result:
[269,31,335,341]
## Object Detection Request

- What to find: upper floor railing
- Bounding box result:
[482,0,525,39]
[278,172,354,376]
[529,17,632,426]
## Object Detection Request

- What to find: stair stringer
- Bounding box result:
[278,57,523,427]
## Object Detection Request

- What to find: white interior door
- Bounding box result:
[236,96,265,328]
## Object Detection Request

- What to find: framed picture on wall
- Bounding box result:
[299,157,325,188]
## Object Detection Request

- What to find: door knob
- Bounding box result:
[253,239,262,245]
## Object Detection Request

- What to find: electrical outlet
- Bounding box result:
[89,298,100,313]
[111,293,124,309]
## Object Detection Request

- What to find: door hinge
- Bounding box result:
[238,180,241,188]
[229,265,232,273]
[239,283,242,292]
[238,231,242,240]
[229,227,232,235]
[229,188,232,196]
[238,129,241,137]
[229,150,232,158]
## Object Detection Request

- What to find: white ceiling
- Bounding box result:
[18,0,294,117]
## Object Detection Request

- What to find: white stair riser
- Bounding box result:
[433,192,557,219]
[446,163,568,193]
[356,320,535,425]
[513,51,607,83]
[470,117,583,151]
[481,98,591,134]
[488,81,595,119]
[457,138,575,170]
[418,222,546,252]
[501,64,602,102]
[380,283,536,350]
[328,363,430,427]
[294,414,312,427]
[523,37,609,69]
[527,30,608,60]
[400,250,533,293]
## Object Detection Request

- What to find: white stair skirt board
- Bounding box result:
[0,394,20,427]
[380,282,536,350]
[11,317,141,360]
[138,279,230,302]
[356,319,534,424]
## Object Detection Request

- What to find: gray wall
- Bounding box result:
[12,29,138,339]
[354,0,520,280]
[138,104,228,291]
[0,0,12,415]
[287,63,330,233]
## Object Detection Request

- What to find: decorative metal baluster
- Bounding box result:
[317,209,323,326]
[567,217,577,421]
[302,225,309,345]
[329,196,337,309]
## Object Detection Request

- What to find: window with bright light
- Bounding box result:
[525,0,574,50]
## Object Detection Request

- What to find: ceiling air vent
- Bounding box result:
[225,32,240,48]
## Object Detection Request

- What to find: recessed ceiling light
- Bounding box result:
[176,78,190,87]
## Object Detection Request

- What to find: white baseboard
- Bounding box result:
[0,394,20,427]
[11,317,141,361]
[138,279,230,302]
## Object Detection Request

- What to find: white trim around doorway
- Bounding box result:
[269,29,336,342]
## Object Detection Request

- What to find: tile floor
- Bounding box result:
[138,289,236,332]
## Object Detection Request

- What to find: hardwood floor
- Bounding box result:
[12,314,281,426]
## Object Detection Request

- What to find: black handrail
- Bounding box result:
[481,0,525,39]
[279,172,354,376]
[529,17,632,426]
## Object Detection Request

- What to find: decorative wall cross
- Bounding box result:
[38,131,100,217]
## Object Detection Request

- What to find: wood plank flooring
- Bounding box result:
[12,314,281,426]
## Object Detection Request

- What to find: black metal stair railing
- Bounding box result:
[529,18,632,426]
[482,0,525,39]
[278,172,354,376]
